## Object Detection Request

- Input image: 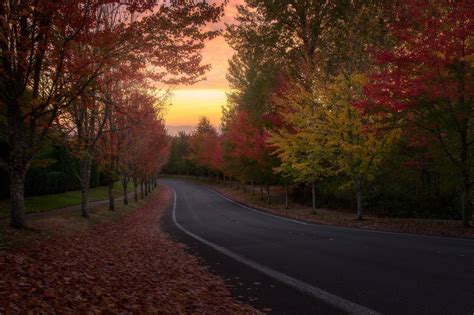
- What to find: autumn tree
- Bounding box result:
[61,2,142,217]
[362,0,474,226]
[113,84,169,203]
[223,109,276,203]
[1,0,224,228]
[166,131,193,176]
[0,1,119,228]
[229,0,366,88]
[268,1,399,219]
[189,117,222,181]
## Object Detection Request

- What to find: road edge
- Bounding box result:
[168,185,381,315]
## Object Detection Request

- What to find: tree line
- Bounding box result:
[0,0,224,229]
[164,0,474,227]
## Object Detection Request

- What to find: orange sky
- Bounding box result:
[164,0,243,129]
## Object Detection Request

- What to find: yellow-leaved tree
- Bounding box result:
[269,1,400,219]
[270,72,399,219]
[321,73,400,220]
[269,80,336,211]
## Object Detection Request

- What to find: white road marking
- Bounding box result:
[206,187,309,225]
[169,187,381,315]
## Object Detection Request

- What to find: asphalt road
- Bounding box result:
[160,178,474,315]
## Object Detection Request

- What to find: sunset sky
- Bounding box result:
[165,0,243,131]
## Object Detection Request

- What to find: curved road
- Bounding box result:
[160,178,474,315]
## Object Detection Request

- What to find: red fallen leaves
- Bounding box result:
[0,188,259,314]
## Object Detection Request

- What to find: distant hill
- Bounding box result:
[166,125,196,136]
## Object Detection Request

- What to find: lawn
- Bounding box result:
[0,183,125,219]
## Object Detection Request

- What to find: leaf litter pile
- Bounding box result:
[0,188,258,313]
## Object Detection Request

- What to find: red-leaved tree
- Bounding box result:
[362,0,474,226]
[0,0,224,228]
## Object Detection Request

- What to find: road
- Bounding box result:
[160,178,474,315]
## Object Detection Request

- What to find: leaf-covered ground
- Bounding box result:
[0,188,258,313]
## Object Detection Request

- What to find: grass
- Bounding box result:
[0,187,154,250]
[0,183,125,219]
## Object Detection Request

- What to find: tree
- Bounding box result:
[269,84,335,210]
[165,131,193,176]
[189,117,222,181]
[224,1,375,207]
[268,0,397,218]
[223,109,276,203]
[362,0,474,226]
[0,0,224,228]
[230,0,360,88]
[0,0,107,228]
[322,74,399,220]
[118,88,169,202]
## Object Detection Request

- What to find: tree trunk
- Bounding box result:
[7,102,34,228]
[285,182,289,209]
[252,180,255,196]
[459,95,471,227]
[133,177,138,202]
[265,182,271,205]
[122,176,129,205]
[108,180,115,211]
[140,180,144,199]
[79,157,92,218]
[303,183,307,205]
[243,181,247,193]
[461,179,472,227]
[311,181,316,210]
[260,184,264,200]
[144,179,148,196]
[216,173,219,184]
[208,170,211,183]
[355,180,363,220]
[9,170,27,229]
